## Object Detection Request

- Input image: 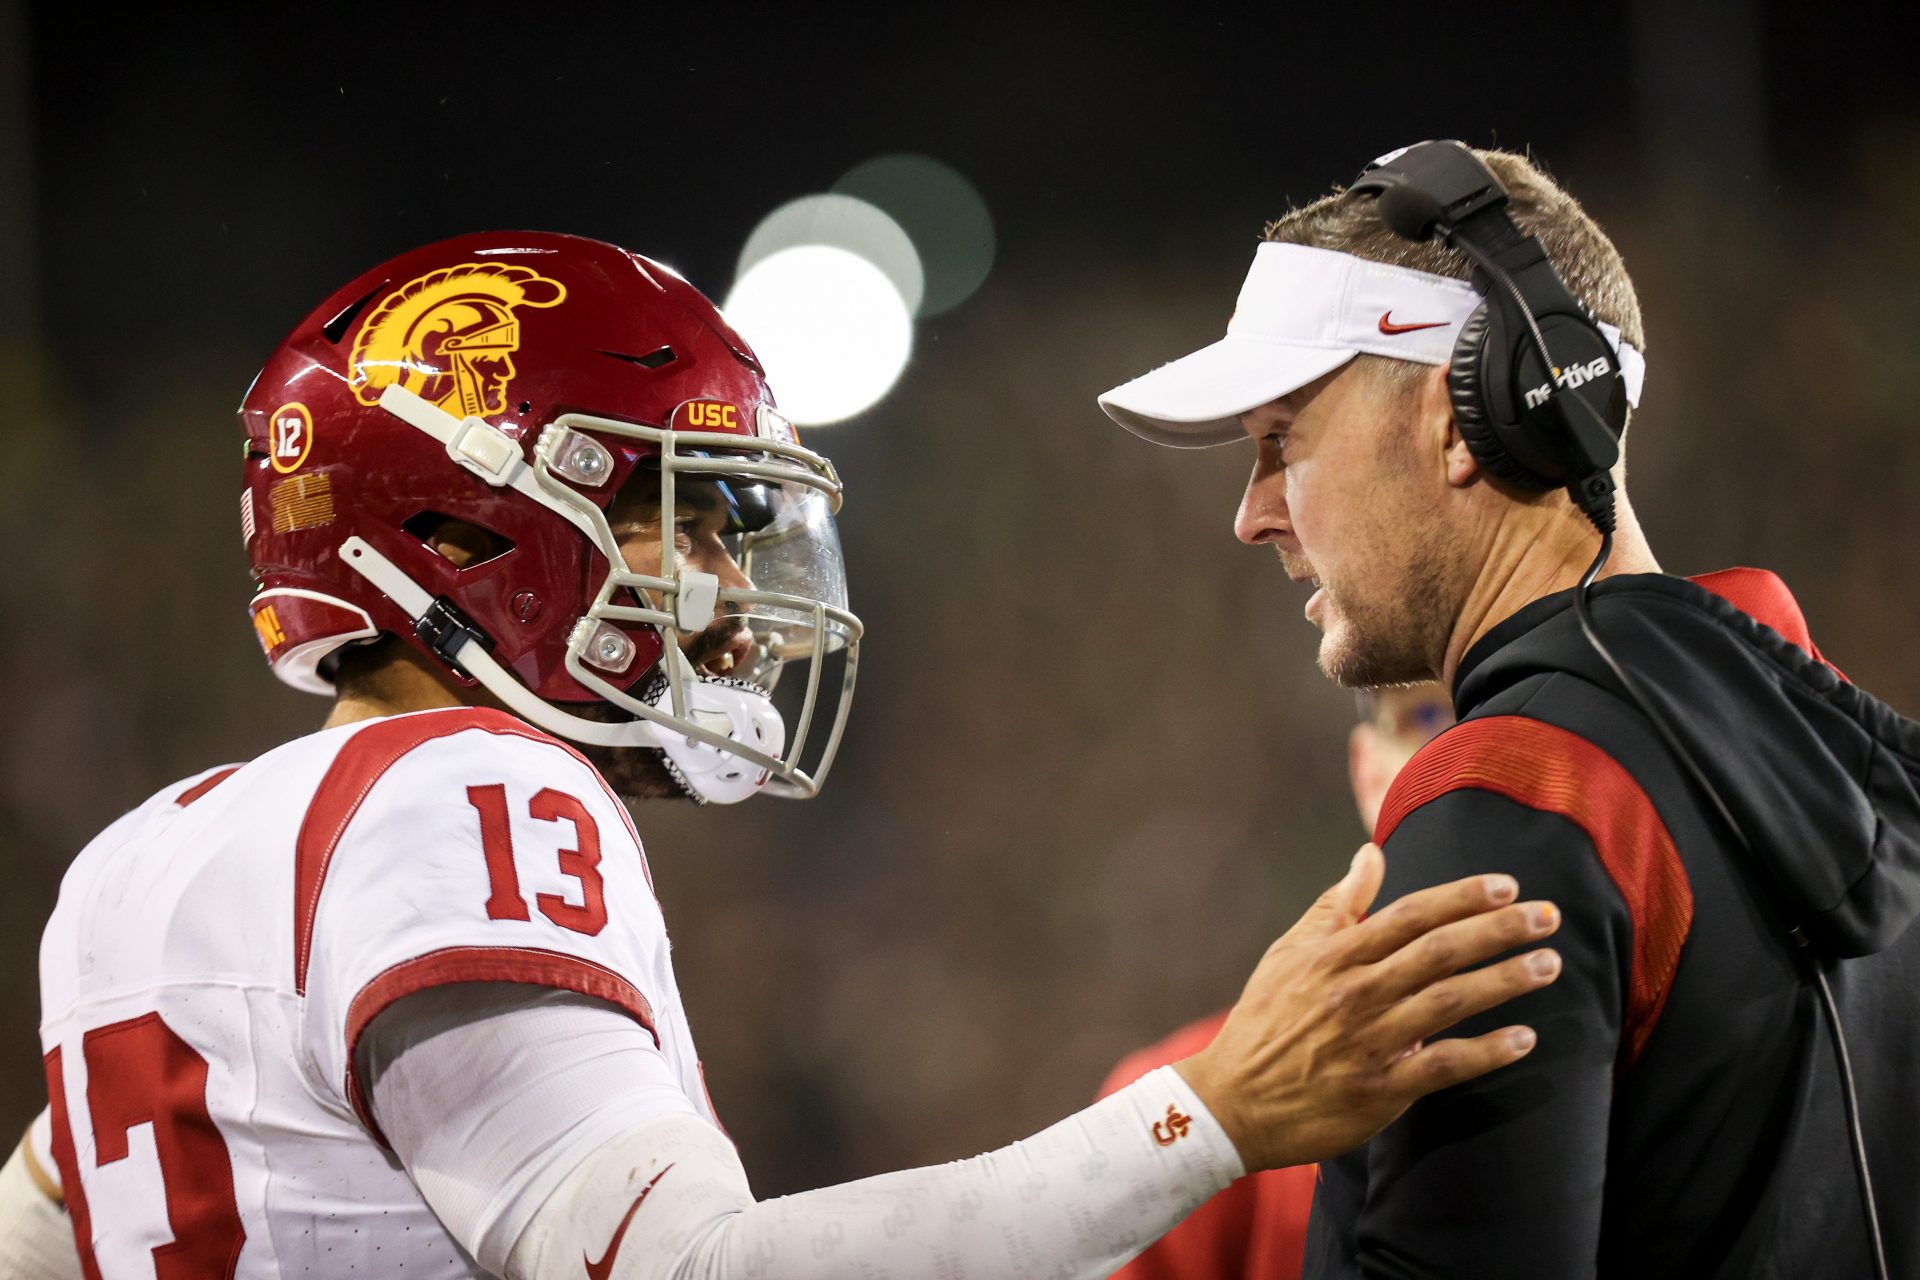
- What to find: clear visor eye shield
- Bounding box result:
[347,385,861,804]
[1097,242,1643,446]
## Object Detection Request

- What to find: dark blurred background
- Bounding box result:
[3,2,1916,1197]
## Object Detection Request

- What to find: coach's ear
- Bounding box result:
[1429,363,1482,489]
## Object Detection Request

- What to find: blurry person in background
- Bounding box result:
[1098,684,1454,1280]
[0,232,1566,1279]
[1348,687,1455,835]
[1101,141,1920,1278]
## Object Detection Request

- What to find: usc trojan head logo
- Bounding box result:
[349,263,566,418]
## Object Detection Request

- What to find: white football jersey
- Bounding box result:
[37,707,714,1277]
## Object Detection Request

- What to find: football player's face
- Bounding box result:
[1234,363,1458,688]
[607,476,756,678]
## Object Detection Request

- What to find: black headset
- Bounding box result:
[1351,140,1890,1280]
[1352,140,1626,530]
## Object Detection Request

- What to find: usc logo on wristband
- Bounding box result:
[1151,1103,1193,1147]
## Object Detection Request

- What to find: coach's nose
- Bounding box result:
[1235,450,1294,548]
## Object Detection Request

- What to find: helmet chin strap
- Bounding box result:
[337,535,785,804]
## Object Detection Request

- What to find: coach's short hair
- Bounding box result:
[1265,147,1646,361]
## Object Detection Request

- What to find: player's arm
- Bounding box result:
[359,848,1563,1279]
[1306,791,1628,1279]
[0,1110,81,1280]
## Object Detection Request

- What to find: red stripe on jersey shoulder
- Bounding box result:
[293,707,647,995]
[175,767,240,808]
[341,944,659,1147]
[1374,716,1692,1069]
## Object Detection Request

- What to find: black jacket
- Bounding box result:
[1303,568,1920,1279]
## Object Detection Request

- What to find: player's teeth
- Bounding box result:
[717,652,735,672]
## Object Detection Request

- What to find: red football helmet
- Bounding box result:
[239,231,861,802]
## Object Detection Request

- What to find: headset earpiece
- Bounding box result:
[1355,140,1625,504]
[1447,304,1554,490]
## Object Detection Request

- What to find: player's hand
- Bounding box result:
[1174,843,1561,1172]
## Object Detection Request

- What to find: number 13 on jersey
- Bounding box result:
[467,784,607,935]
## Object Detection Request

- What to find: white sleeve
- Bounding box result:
[303,723,675,1133]
[361,983,701,1266]
[510,1069,1240,1280]
[361,985,1243,1280]
[0,1131,79,1280]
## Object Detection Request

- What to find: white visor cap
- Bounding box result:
[1099,242,1645,448]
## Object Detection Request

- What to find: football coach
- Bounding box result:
[1098,141,1920,1279]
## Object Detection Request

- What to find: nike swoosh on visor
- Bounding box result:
[1378,311,1449,334]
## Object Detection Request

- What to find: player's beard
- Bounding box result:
[570,696,691,804]
[581,746,687,803]
[571,622,763,805]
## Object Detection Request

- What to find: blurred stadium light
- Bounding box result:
[735,192,925,315]
[832,154,995,318]
[727,193,921,424]
[724,244,914,425]
[725,158,995,426]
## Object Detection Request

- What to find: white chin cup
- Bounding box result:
[658,681,787,805]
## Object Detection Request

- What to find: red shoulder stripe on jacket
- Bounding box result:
[1374,716,1692,1069]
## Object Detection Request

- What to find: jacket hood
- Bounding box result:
[1456,568,1920,958]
